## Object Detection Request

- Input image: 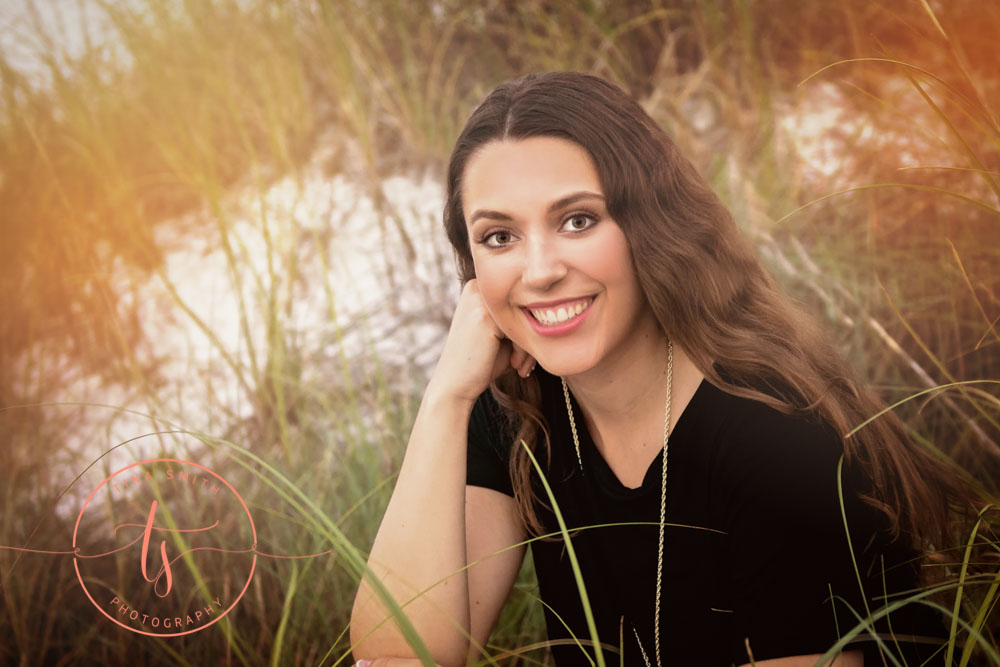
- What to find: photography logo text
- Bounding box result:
[73,458,257,637]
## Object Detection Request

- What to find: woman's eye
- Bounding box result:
[564,213,597,231]
[483,230,513,248]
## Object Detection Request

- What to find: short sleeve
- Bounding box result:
[717,409,936,663]
[466,388,515,497]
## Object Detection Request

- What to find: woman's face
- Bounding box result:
[462,135,656,378]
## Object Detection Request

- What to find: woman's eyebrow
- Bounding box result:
[467,190,605,227]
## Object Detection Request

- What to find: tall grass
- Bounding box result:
[0,0,997,665]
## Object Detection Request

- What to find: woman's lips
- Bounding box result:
[522,296,595,335]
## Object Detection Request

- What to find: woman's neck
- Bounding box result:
[563,326,703,453]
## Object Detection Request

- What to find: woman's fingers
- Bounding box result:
[465,279,536,380]
[465,285,535,380]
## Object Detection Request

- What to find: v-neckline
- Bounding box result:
[565,377,708,495]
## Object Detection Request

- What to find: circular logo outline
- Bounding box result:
[73,458,257,637]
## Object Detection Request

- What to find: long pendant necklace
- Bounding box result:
[561,337,673,667]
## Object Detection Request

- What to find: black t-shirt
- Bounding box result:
[467,365,946,666]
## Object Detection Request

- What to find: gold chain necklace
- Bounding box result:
[560,337,673,667]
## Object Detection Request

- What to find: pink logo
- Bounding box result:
[72,458,257,637]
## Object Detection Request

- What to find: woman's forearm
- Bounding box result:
[350,386,475,667]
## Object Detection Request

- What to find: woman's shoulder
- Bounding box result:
[703,367,843,456]
[468,384,525,457]
[469,386,511,439]
[700,368,861,516]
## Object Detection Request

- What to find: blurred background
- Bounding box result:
[1,0,998,665]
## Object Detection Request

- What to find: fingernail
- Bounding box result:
[355,661,372,667]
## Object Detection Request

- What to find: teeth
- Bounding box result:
[528,298,593,326]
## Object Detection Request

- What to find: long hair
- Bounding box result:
[443,71,969,562]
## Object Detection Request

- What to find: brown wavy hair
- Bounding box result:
[443,71,970,563]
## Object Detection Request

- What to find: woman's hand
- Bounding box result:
[426,278,536,405]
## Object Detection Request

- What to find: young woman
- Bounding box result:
[350,72,965,666]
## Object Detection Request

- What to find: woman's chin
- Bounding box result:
[530,359,592,379]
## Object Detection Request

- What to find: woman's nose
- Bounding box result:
[521,234,567,289]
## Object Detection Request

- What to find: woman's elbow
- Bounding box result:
[349,589,471,667]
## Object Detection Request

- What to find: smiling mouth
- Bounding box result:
[524,296,595,326]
